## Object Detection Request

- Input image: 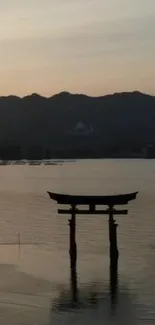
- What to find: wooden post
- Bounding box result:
[69,205,77,270]
[109,205,119,267]
[109,205,118,305]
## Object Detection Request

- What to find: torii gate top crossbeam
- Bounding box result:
[47,191,138,206]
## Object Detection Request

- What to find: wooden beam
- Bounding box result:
[58,209,128,215]
[48,191,138,206]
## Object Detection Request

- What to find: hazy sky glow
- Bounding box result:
[0,0,155,96]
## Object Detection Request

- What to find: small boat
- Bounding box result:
[11,160,26,165]
[43,161,58,166]
[29,160,41,166]
[0,160,8,165]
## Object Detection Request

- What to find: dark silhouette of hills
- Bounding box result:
[0,91,154,159]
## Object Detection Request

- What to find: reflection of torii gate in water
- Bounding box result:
[48,191,138,305]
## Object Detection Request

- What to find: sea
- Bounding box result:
[0,159,154,324]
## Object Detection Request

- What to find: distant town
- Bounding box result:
[0,143,155,161]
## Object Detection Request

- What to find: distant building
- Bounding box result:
[69,122,94,136]
[25,146,44,160]
[0,146,22,160]
[144,144,155,158]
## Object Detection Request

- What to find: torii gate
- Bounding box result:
[47,191,138,273]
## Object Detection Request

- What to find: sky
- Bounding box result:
[0,0,155,96]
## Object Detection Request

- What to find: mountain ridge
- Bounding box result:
[0,90,154,101]
[0,90,154,159]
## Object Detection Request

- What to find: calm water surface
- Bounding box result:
[0,159,155,324]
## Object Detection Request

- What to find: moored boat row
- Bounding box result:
[0,160,63,166]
